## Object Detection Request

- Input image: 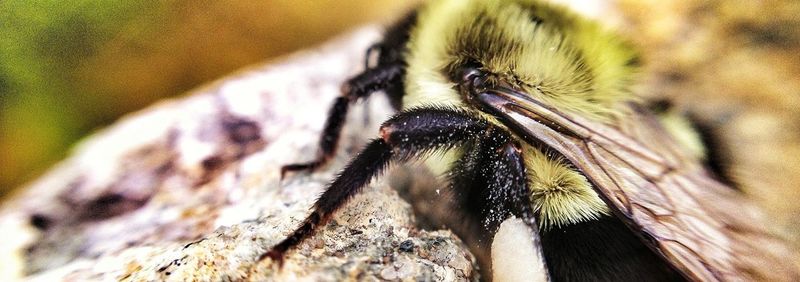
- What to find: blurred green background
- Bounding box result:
[0,1,419,198]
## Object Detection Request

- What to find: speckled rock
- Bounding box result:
[0,27,476,281]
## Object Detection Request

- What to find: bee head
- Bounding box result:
[405,0,639,122]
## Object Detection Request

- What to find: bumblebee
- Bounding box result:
[265,0,799,280]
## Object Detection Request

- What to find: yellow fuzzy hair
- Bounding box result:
[404,0,639,121]
[523,143,609,229]
[405,0,636,228]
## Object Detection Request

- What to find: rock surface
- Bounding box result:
[0,28,476,281]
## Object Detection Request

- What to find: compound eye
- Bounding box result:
[461,68,483,83]
[461,68,489,90]
[465,72,493,99]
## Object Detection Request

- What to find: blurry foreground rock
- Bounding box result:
[0,28,476,281]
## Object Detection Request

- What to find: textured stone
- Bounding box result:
[0,27,476,281]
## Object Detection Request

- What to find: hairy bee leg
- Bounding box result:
[265,139,393,265]
[446,129,545,279]
[280,64,404,178]
[485,140,551,279]
[264,107,493,264]
[451,132,535,232]
[486,139,536,225]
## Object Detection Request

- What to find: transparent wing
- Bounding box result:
[477,90,800,281]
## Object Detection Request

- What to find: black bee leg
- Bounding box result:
[452,129,536,229]
[280,64,404,179]
[263,107,493,265]
[450,130,552,280]
[484,139,537,227]
[265,139,393,265]
[448,129,539,267]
